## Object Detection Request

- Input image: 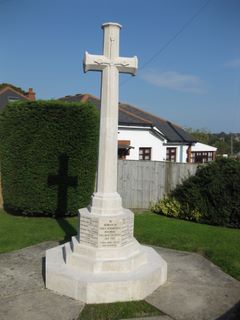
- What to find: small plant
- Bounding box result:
[150,196,181,218]
[179,204,202,222]
[150,196,202,222]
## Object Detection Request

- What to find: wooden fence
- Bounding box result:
[0,160,198,211]
[117,160,198,209]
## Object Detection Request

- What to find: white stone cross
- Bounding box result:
[46,22,167,304]
[83,23,138,211]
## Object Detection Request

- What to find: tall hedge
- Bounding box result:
[0,100,99,217]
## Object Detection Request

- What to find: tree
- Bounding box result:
[185,127,211,145]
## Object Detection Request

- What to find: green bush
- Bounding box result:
[150,196,181,218]
[172,158,240,228]
[150,196,202,222]
[0,100,99,217]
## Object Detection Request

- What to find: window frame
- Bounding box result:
[166,147,177,162]
[191,151,214,163]
[139,147,151,160]
[8,96,19,103]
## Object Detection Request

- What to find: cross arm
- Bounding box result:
[115,56,138,75]
[83,51,108,73]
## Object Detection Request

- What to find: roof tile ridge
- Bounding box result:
[80,94,89,103]
[166,120,182,129]
[119,106,152,125]
[59,93,84,99]
[121,102,182,128]
[82,92,100,101]
[166,120,189,142]
[0,86,31,101]
[0,86,9,95]
[78,95,153,126]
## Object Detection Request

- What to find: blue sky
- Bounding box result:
[1,0,239,133]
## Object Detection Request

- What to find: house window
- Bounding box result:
[166,147,177,162]
[8,97,19,103]
[139,147,151,160]
[191,151,214,163]
[118,140,131,160]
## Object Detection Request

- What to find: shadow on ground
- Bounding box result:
[216,301,240,320]
[56,218,77,243]
[42,256,46,284]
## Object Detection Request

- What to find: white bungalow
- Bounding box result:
[60,93,217,164]
[191,142,217,163]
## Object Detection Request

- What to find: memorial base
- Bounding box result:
[46,242,167,303]
[45,207,167,303]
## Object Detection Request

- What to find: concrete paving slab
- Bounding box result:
[0,242,84,320]
[146,247,240,320]
[0,289,83,320]
[0,242,239,320]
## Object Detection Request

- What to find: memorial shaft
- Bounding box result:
[98,24,120,194]
[84,22,138,196]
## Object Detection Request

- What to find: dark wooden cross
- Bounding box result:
[48,154,78,216]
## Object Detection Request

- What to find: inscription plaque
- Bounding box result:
[99,219,122,247]
[79,215,98,247]
[79,212,134,248]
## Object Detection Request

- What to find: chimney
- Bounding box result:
[27,88,36,101]
[81,94,89,103]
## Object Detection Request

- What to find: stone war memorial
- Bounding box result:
[45,22,167,304]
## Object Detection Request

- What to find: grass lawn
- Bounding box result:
[135,213,240,280]
[79,301,163,320]
[0,210,78,253]
[0,210,239,280]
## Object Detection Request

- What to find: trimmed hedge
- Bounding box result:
[0,100,99,217]
[171,158,240,228]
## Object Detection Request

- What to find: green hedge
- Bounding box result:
[0,100,99,217]
[171,158,240,228]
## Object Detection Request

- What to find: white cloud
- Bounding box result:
[141,70,205,93]
[225,58,240,68]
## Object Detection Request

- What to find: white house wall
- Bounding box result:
[164,144,189,163]
[118,127,166,161]
[118,127,189,162]
[191,142,217,152]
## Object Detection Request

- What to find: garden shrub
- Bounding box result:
[172,158,240,228]
[150,196,181,218]
[0,100,99,217]
[150,196,202,222]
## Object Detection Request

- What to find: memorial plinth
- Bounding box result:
[46,22,167,304]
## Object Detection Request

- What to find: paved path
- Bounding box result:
[146,247,240,320]
[0,242,239,320]
[0,242,83,320]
